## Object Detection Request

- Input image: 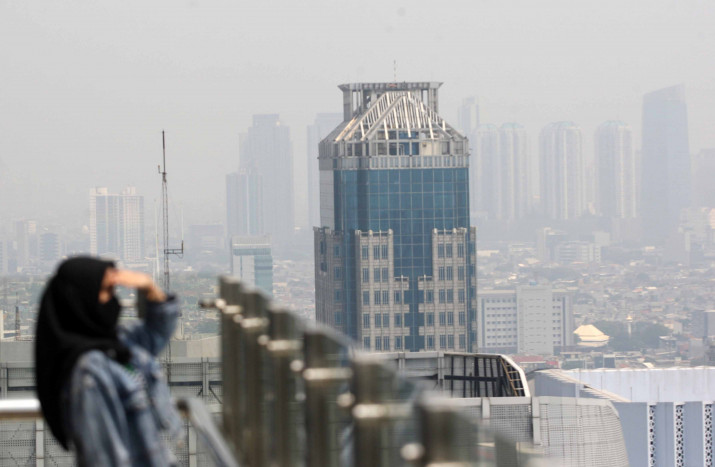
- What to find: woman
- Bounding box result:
[35,257,183,466]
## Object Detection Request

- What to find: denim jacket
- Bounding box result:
[64,296,184,467]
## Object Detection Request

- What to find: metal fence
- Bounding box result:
[203,276,542,467]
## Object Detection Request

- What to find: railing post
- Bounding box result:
[218,276,242,455]
[236,290,270,467]
[302,329,353,467]
[351,354,412,467]
[415,401,474,466]
[266,307,304,466]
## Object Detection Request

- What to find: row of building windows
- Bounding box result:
[363,336,403,351]
[424,311,466,327]
[363,313,404,328]
[436,266,465,281]
[424,334,466,350]
[361,244,390,261]
[362,267,390,283]
[436,243,465,258]
[356,287,474,306]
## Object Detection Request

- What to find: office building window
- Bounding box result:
[375,314,382,328]
[439,312,446,326]
[383,337,390,351]
[395,313,402,327]
[381,244,388,259]
[373,246,380,260]
[439,335,446,348]
[448,335,454,349]
[395,336,402,350]
[374,291,381,305]
[334,266,341,280]
[438,267,445,280]
[334,245,341,257]
[438,244,445,258]
[458,289,465,303]
[383,313,389,327]
[426,290,434,303]
[382,290,389,304]
[394,291,402,304]
[446,244,453,258]
[458,243,465,258]
[427,335,434,350]
[382,267,389,282]
[374,268,381,282]
[459,312,465,326]
[375,337,382,351]
[446,267,453,281]
[361,246,369,260]
[334,290,342,303]
[363,314,370,328]
[362,268,369,283]
[363,337,370,350]
[447,312,454,326]
[439,289,446,303]
[447,289,454,303]
[459,334,465,349]
[362,291,370,305]
[427,313,434,326]
[458,266,464,281]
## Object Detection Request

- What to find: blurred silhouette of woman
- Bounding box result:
[35,257,182,466]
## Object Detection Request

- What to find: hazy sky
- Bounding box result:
[2,0,714,234]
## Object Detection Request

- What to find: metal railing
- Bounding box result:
[201,276,542,466]
[0,397,237,467]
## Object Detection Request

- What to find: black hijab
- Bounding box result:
[35,257,131,449]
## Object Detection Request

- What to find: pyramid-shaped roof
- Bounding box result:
[329,91,462,143]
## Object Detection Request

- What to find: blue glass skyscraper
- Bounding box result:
[314,82,475,352]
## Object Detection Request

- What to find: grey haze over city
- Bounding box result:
[2,0,715,229]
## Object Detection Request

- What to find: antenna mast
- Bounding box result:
[158,131,184,291]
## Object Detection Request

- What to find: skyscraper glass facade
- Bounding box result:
[314,83,475,352]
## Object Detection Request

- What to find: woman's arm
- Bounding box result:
[112,270,178,356]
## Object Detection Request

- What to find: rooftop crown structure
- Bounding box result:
[314,82,476,353]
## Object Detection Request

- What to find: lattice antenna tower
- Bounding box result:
[158,131,184,292]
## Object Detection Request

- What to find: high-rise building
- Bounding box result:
[307,113,343,230]
[595,121,636,219]
[230,235,273,296]
[692,148,715,207]
[239,114,294,242]
[476,286,573,355]
[0,240,7,275]
[39,231,61,263]
[540,122,584,220]
[314,82,475,352]
[89,186,145,261]
[226,167,263,238]
[641,85,691,244]
[497,123,529,220]
[472,124,499,217]
[15,220,37,272]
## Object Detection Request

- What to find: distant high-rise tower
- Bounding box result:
[497,123,529,220]
[641,85,691,243]
[226,167,263,238]
[540,122,584,220]
[240,114,294,242]
[473,124,499,217]
[89,186,145,261]
[307,113,343,229]
[314,82,475,353]
[692,149,715,207]
[230,235,273,296]
[595,121,636,219]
